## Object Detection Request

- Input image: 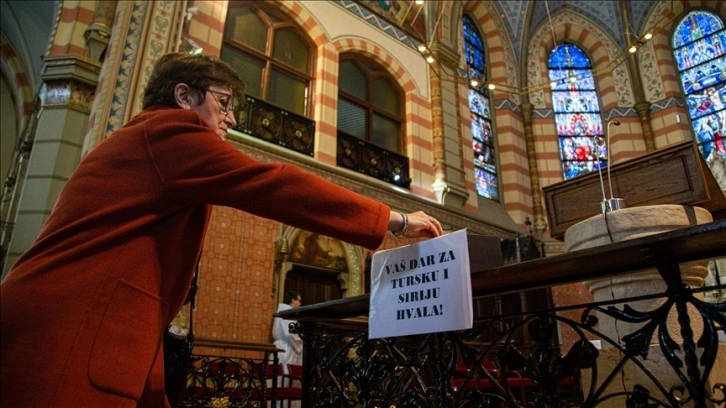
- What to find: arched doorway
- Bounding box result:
[284,264,344,306]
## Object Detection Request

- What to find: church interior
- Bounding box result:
[1,1,725,406]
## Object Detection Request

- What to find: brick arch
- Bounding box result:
[0,34,34,136]
[332,38,416,94]
[527,9,634,110]
[329,37,436,200]
[266,1,330,46]
[464,1,520,93]
[278,226,363,298]
[437,1,458,48]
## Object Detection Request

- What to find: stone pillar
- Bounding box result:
[84,1,117,62]
[428,40,469,208]
[520,102,547,239]
[565,204,712,406]
[635,101,656,153]
[2,56,100,273]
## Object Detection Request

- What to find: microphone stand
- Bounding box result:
[599,120,627,213]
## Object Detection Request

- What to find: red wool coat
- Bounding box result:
[0,107,390,407]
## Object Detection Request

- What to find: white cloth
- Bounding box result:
[272,303,303,375]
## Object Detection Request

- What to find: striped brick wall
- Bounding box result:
[0,34,33,133]
[467,3,532,226]
[186,2,437,200]
[313,42,340,166]
[49,1,95,57]
[532,115,563,191]
[608,116,648,164]
[185,1,227,57]
[497,108,531,224]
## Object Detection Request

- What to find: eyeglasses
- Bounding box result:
[206,89,238,116]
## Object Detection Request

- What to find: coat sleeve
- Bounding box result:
[145,110,390,250]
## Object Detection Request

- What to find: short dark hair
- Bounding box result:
[142,52,245,109]
[284,291,300,305]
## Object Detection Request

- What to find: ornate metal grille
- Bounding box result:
[336,131,411,189]
[236,96,315,157]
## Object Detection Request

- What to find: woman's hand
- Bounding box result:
[389,210,444,238]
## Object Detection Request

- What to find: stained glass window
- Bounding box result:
[464,15,499,201]
[548,43,605,180]
[672,10,726,163]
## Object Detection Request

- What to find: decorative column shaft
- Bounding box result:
[3,55,100,273]
[428,40,469,207]
[620,3,656,153]
[84,1,117,62]
[430,70,447,203]
[635,100,656,152]
[521,102,546,238]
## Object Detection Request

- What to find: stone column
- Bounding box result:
[619,3,656,154]
[565,204,712,407]
[520,102,547,239]
[3,56,101,273]
[84,1,117,62]
[428,40,469,208]
[635,101,656,153]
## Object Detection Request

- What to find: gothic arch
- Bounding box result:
[331,37,421,153]
[332,38,417,94]
[639,1,726,100]
[0,33,33,137]
[268,1,329,47]
[436,1,457,49]
[526,9,635,110]
[463,1,520,96]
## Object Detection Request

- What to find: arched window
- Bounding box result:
[463,14,499,201]
[337,55,403,153]
[672,10,726,163]
[336,54,408,187]
[221,4,313,117]
[548,43,605,180]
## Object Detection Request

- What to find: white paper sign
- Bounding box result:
[369,229,473,339]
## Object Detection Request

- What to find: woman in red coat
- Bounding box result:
[0,53,443,407]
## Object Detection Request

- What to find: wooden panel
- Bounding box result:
[278,219,726,322]
[542,141,726,239]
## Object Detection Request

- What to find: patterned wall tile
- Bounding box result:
[106,1,148,135]
[335,0,419,50]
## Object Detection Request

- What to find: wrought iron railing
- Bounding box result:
[337,131,411,189]
[236,96,315,157]
[181,339,281,408]
[232,97,411,190]
[280,220,726,408]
